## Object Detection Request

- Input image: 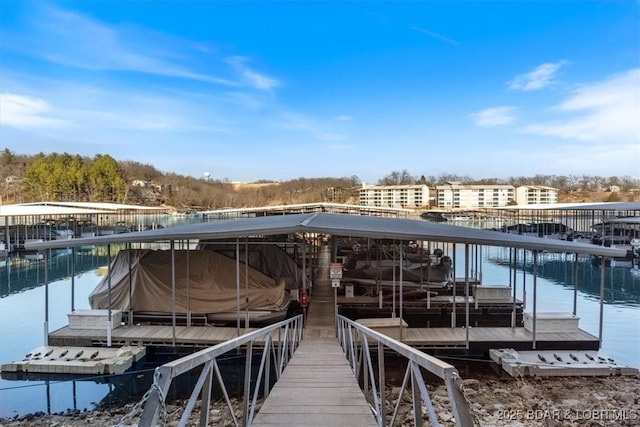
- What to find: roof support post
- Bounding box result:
[128,243,133,326]
[532,250,538,350]
[522,250,527,310]
[392,240,396,318]
[399,241,404,340]
[186,243,191,327]
[107,244,112,347]
[512,247,518,328]
[465,243,470,349]
[44,249,49,346]
[171,240,176,347]
[572,253,579,316]
[451,243,457,328]
[599,256,606,347]
[236,238,241,337]
[71,246,76,312]
[245,237,249,329]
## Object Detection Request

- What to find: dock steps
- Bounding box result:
[490,348,639,377]
[1,345,146,375]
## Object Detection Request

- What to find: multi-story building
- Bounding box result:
[515,185,559,205]
[359,184,429,208]
[435,182,515,209]
[360,183,558,209]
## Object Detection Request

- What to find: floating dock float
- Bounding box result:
[1,345,146,375]
[490,348,639,377]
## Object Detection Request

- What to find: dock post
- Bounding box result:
[451,243,456,328]
[465,244,470,349]
[107,244,112,347]
[511,248,518,328]
[44,249,49,345]
[573,253,579,316]
[532,251,538,350]
[599,256,605,348]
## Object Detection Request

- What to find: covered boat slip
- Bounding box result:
[24,212,625,354]
[89,248,291,322]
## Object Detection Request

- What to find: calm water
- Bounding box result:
[1,246,639,418]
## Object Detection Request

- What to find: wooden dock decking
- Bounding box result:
[251,337,377,426]
[48,324,257,347]
[48,323,599,352]
[251,242,376,425]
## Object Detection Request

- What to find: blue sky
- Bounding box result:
[1,1,638,183]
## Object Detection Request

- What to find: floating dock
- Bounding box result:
[1,345,146,375]
[490,348,640,377]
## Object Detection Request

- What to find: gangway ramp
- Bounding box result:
[252,337,377,426]
[253,243,376,425]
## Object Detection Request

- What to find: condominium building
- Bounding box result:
[515,185,559,205]
[435,182,515,209]
[359,184,429,208]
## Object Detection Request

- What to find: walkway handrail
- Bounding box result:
[120,315,304,427]
[337,315,477,427]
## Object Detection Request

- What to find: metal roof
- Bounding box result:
[18,201,167,212]
[493,202,640,211]
[200,202,412,215]
[24,212,626,257]
[0,204,111,217]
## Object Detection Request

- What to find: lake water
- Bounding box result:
[1,246,639,418]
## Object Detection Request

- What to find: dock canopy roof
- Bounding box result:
[0,202,168,217]
[24,212,626,257]
[492,202,640,211]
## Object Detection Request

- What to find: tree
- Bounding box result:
[0,148,17,179]
[22,153,51,201]
[378,170,415,185]
[68,155,89,201]
[87,154,127,202]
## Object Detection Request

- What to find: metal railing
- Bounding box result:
[337,315,477,427]
[119,315,304,427]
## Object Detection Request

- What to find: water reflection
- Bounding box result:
[484,249,640,307]
[1,250,110,298]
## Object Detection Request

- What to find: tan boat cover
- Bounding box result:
[89,249,289,314]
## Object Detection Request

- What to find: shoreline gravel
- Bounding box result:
[1,374,638,426]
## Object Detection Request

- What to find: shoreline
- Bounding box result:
[1,374,638,426]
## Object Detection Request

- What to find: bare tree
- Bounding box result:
[378,170,415,185]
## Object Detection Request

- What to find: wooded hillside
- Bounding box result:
[1,150,637,209]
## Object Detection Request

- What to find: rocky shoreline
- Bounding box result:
[1,375,638,426]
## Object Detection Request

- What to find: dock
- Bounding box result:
[48,324,257,348]
[47,301,598,354]
[48,254,598,354]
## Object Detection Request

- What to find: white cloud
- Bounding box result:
[471,106,517,127]
[522,68,640,143]
[4,5,281,91]
[410,26,459,45]
[226,56,279,91]
[0,93,70,129]
[508,61,567,91]
[336,115,352,121]
[10,6,234,85]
